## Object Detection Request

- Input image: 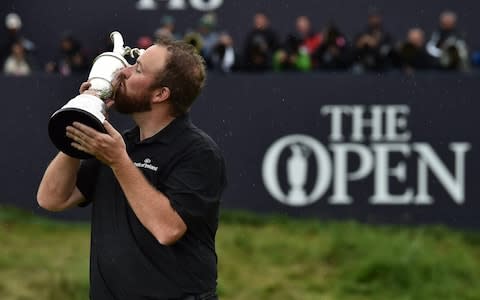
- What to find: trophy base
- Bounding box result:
[48,108,106,159]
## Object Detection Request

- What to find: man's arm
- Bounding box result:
[37,152,86,212]
[66,121,187,246]
[112,156,187,246]
[37,81,100,212]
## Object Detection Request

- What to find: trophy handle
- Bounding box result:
[110,31,127,56]
[110,31,146,58]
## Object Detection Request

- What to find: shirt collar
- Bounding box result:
[124,113,191,145]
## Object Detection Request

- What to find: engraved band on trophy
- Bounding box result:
[48,31,145,159]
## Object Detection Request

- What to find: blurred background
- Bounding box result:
[1,0,480,299]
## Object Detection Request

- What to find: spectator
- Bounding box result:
[314,22,351,70]
[1,12,36,68]
[472,51,480,68]
[210,32,237,73]
[352,8,394,72]
[3,41,31,76]
[137,36,153,49]
[184,31,204,54]
[426,10,470,71]
[394,28,435,74]
[273,16,321,72]
[284,16,322,59]
[243,12,280,71]
[199,13,220,59]
[154,15,179,40]
[45,32,89,76]
[184,13,220,64]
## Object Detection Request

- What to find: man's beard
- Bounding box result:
[111,74,152,114]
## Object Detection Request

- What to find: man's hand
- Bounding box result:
[79,81,92,94]
[79,81,115,111]
[66,121,129,168]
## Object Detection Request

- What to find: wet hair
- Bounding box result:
[153,37,206,117]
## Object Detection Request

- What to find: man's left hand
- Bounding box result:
[66,121,128,168]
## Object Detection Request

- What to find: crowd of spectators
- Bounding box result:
[1,13,36,76]
[1,9,478,77]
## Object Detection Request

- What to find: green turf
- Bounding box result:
[1,206,480,300]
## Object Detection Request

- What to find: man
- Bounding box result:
[426,10,469,71]
[37,38,227,300]
[1,12,36,69]
[395,28,435,74]
[243,12,279,71]
[352,8,394,72]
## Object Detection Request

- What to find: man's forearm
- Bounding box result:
[37,152,81,211]
[111,155,187,245]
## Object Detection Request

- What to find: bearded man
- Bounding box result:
[37,38,226,300]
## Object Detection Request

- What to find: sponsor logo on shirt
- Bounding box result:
[134,158,158,172]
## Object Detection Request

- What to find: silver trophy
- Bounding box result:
[48,31,145,159]
[286,144,310,205]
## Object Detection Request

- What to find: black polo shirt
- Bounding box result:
[76,114,227,300]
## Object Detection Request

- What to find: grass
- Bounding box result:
[1,206,480,300]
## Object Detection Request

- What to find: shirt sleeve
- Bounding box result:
[162,149,227,229]
[76,158,101,206]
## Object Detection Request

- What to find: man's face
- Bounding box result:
[112,45,168,114]
[254,14,268,30]
[296,16,311,36]
[368,14,382,29]
[440,14,456,31]
[407,29,425,48]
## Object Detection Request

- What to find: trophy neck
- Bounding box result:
[87,52,130,99]
[92,52,130,66]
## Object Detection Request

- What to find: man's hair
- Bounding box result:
[152,37,206,117]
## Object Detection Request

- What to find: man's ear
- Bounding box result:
[152,87,170,104]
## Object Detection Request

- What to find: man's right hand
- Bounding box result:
[79,81,93,94]
[79,81,115,112]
